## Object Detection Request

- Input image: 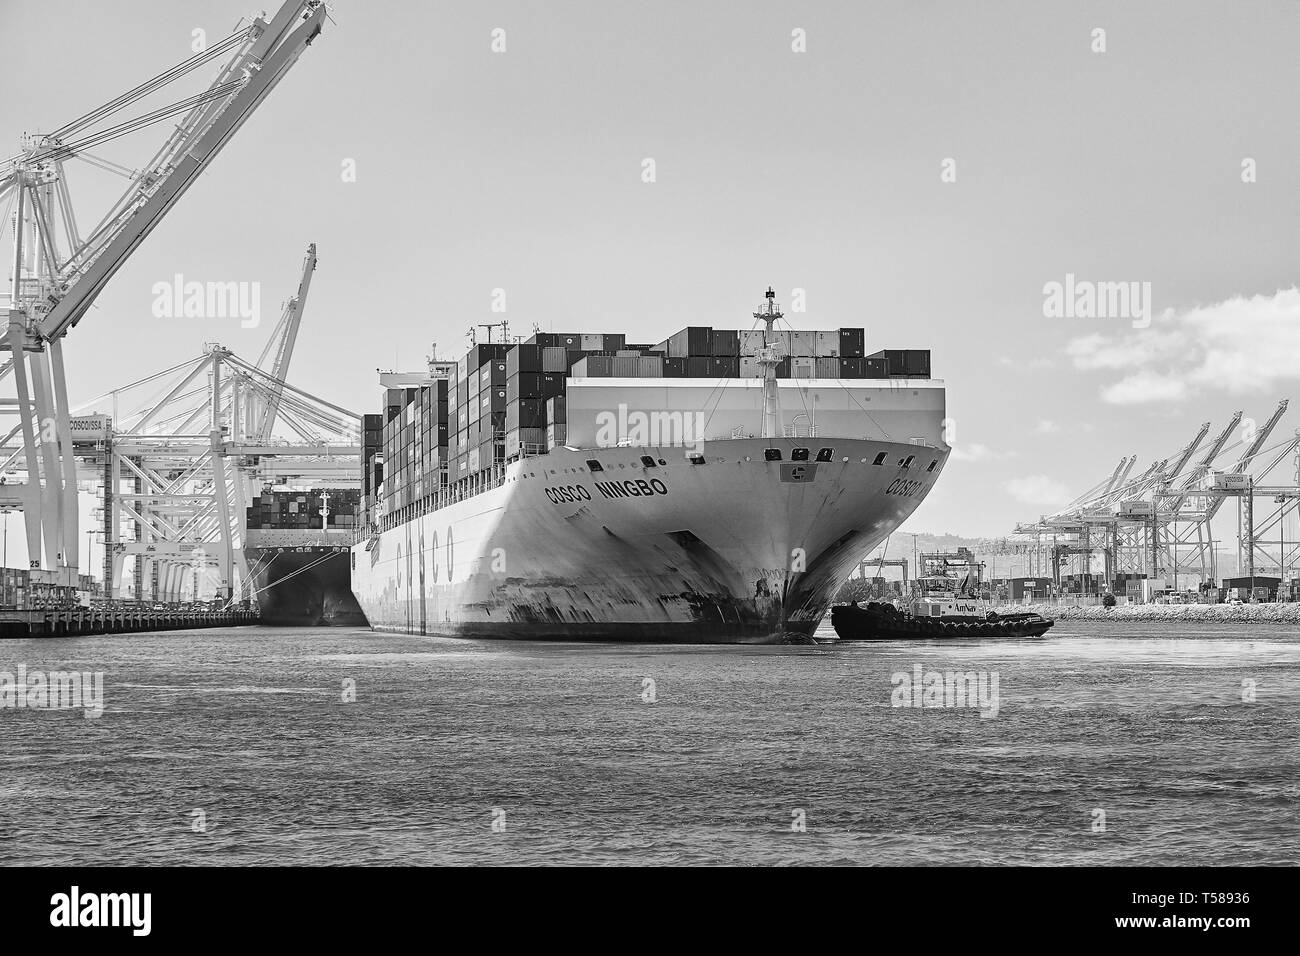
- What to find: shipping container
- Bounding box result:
[528,332,582,351]
[612,355,640,377]
[789,330,816,357]
[505,427,547,458]
[686,356,711,377]
[505,397,546,430]
[546,395,566,424]
[638,356,664,377]
[662,356,687,377]
[863,357,889,378]
[815,357,840,378]
[739,357,764,378]
[838,357,865,378]
[869,349,931,378]
[540,373,566,399]
[666,326,713,358]
[580,333,605,350]
[711,329,740,356]
[542,346,569,372]
[739,329,768,354]
[571,355,614,377]
[507,371,543,403]
[709,356,740,377]
[507,344,544,376]
[792,357,816,379]
[465,343,508,370]
[479,360,508,388]
[547,423,567,449]
[813,331,840,357]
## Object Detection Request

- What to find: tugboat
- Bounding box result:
[831,549,1053,641]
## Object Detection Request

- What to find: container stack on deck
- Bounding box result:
[378,379,450,515]
[365,325,931,531]
[246,488,362,530]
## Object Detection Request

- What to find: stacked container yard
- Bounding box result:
[364,324,932,531]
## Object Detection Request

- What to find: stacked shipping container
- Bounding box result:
[364,325,931,526]
[246,488,363,530]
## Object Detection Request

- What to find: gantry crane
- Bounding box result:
[0,0,326,587]
[1012,401,1298,592]
[65,244,358,604]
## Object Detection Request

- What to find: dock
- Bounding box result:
[0,607,260,638]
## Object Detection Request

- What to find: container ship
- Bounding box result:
[244,487,368,626]
[349,289,949,643]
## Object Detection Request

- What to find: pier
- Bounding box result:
[0,606,260,639]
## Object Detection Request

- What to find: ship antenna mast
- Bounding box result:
[753,286,784,439]
[478,319,509,343]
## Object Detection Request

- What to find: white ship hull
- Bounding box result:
[350,436,947,643]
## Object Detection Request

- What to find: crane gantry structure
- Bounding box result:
[64,243,359,605]
[0,0,326,588]
[1010,400,1300,593]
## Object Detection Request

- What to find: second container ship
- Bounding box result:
[350,290,948,643]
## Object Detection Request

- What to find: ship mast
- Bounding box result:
[754,287,784,439]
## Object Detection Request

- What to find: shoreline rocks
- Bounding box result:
[997,602,1300,624]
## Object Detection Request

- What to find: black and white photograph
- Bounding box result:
[0,0,1290,932]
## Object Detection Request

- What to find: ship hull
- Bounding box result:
[248,547,368,627]
[350,437,947,643]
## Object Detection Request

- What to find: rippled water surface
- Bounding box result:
[1,621,1296,865]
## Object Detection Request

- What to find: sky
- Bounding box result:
[4,0,1300,543]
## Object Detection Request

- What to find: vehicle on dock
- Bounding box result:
[831,549,1054,640]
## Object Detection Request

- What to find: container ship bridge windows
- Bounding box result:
[899,455,916,468]
[586,459,604,472]
[640,455,658,468]
[815,447,834,463]
[764,449,782,462]
[927,459,938,473]
[790,447,810,462]
[872,452,889,466]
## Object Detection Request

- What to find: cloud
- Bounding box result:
[1065,287,1300,404]
[1099,371,1189,404]
[949,442,1011,462]
[1005,474,1072,506]
[1034,419,1059,434]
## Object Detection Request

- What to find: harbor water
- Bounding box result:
[0,621,1296,866]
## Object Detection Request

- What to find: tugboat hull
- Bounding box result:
[831,601,1053,641]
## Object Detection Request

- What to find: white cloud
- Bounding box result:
[1034,419,1059,434]
[949,442,1011,462]
[1005,474,1072,506]
[1099,371,1189,405]
[1065,287,1300,404]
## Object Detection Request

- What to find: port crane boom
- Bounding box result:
[0,1,325,587]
